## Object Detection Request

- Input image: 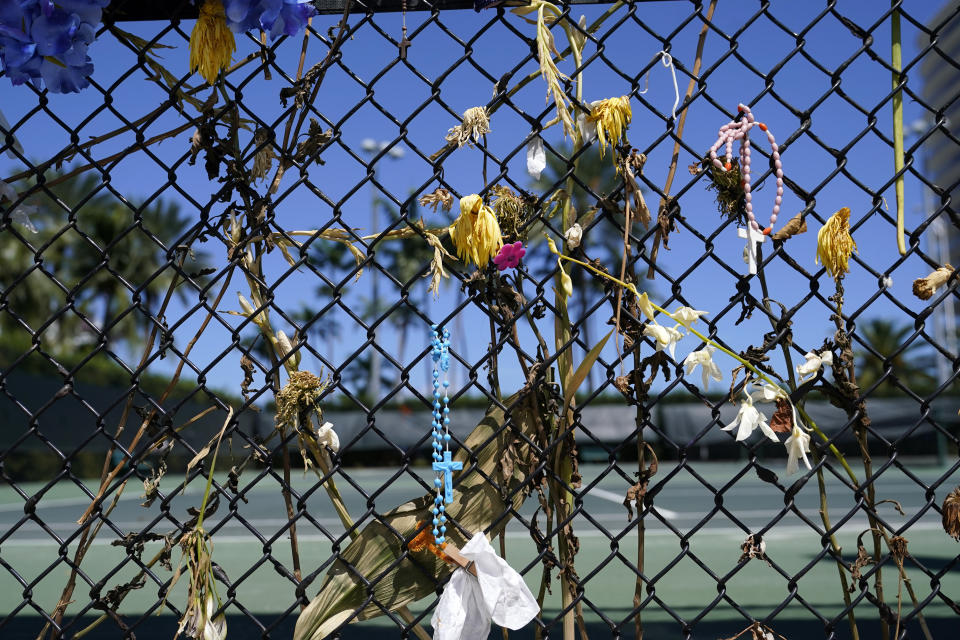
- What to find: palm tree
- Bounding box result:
[1,173,203,364]
[854,318,936,396]
[532,144,645,389]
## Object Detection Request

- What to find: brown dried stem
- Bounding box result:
[646,0,717,280]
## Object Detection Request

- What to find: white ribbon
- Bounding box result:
[638,50,680,122]
[431,533,539,640]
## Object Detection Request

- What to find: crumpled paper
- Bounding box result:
[431,532,538,640]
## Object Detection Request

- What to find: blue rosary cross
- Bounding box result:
[432,450,462,504]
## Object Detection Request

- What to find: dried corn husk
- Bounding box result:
[294,397,539,640]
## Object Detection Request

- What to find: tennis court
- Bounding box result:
[2,461,957,638]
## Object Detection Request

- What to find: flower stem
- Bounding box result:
[891,2,906,255]
[547,246,861,483]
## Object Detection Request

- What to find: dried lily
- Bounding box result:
[419,188,455,213]
[444,106,491,148]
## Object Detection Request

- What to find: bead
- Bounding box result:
[440,525,446,533]
[439,505,445,512]
[434,478,442,487]
[432,507,439,515]
[433,518,439,525]
[433,528,439,536]
[444,433,451,441]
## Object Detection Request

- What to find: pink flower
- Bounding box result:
[493,241,525,271]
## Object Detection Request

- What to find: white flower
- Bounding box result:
[203,595,227,640]
[669,306,708,332]
[683,346,722,390]
[796,350,833,382]
[636,291,656,322]
[526,136,546,179]
[0,108,23,159]
[784,425,811,475]
[722,393,778,442]
[576,100,601,143]
[0,180,38,233]
[317,421,339,453]
[564,223,582,249]
[751,382,786,404]
[642,322,683,358]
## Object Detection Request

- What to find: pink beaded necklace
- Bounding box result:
[709,104,784,273]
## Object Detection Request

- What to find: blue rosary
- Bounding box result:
[430,325,461,545]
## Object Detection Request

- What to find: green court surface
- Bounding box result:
[1,461,958,638]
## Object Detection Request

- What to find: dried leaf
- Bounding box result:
[771,212,807,241]
[240,354,255,400]
[769,398,793,434]
[294,119,332,164]
[562,330,613,419]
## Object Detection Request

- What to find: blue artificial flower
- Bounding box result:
[0,0,109,93]
[222,0,316,40]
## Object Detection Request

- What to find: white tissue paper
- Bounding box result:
[526,137,546,180]
[431,532,539,640]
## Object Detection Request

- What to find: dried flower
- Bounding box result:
[564,223,582,249]
[889,535,909,561]
[190,0,237,84]
[739,534,767,562]
[419,188,455,213]
[751,382,803,434]
[815,206,857,280]
[587,96,631,160]
[445,106,491,148]
[669,306,708,332]
[490,186,527,240]
[784,424,811,475]
[768,398,794,434]
[642,322,683,358]
[251,128,276,182]
[173,530,228,640]
[425,232,453,298]
[493,241,526,271]
[943,487,960,541]
[913,264,954,300]
[449,194,503,268]
[796,350,833,383]
[723,392,777,442]
[527,5,575,138]
[683,346,722,390]
[275,371,327,430]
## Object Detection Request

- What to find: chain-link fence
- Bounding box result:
[2,0,960,638]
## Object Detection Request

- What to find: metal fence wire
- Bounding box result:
[1,0,960,639]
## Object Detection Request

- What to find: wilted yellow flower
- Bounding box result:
[189,0,236,84]
[445,107,491,148]
[816,207,857,280]
[588,96,632,159]
[449,195,504,268]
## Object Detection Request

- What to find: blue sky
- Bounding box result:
[0,0,953,409]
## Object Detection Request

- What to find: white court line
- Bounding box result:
[1,521,945,547]
[588,488,680,519]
